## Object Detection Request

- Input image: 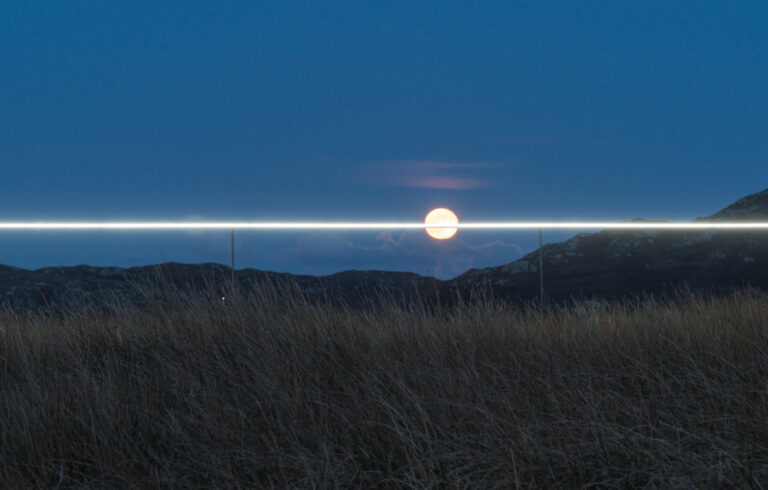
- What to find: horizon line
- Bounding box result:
[0,221,766,230]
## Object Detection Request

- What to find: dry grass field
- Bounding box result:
[1,282,767,487]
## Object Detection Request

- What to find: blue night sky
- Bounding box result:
[1,1,767,278]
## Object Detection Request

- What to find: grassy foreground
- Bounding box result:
[1,283,767,488]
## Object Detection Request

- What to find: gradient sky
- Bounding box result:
[1,1,767,278]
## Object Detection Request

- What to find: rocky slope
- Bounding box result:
[456,188,768,301]
[1,189,768,309]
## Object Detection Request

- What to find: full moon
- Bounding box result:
[425,208,459,240]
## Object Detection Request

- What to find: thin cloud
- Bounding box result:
[376,231,407,246]
[263,230,526,279]
[399,160,497,171]
[389,175,491,190]
[376,159,498,190]
[465,240,524,255]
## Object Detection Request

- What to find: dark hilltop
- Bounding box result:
[2,189,768,310]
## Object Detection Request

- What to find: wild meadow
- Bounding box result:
[0,281,767,487]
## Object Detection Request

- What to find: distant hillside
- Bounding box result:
[0,262,441,310]
[1,189,768,309]
[456,188,768,300]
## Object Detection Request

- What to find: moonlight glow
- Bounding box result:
[424,208,459,240]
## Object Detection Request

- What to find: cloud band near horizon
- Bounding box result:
[379,160,496,190]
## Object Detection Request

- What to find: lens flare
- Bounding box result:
[0,221,765,230]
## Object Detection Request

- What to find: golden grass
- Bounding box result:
[1,282,767,487]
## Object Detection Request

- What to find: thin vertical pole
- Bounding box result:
[539,228,544,331]
[231,229,236,289]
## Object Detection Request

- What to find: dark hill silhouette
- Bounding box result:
[457,188,768,301]
[2,188,768,309]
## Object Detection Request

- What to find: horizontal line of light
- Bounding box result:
[0,221,766,230]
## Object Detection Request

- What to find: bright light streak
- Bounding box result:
[0,221,766,230]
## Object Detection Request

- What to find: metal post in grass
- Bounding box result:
[231,229,236,291]
[539,228,544,331]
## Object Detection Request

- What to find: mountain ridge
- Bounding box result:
[456,188,768,300]
[2,188,768,308]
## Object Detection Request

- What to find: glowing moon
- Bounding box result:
[425,208,459,240]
